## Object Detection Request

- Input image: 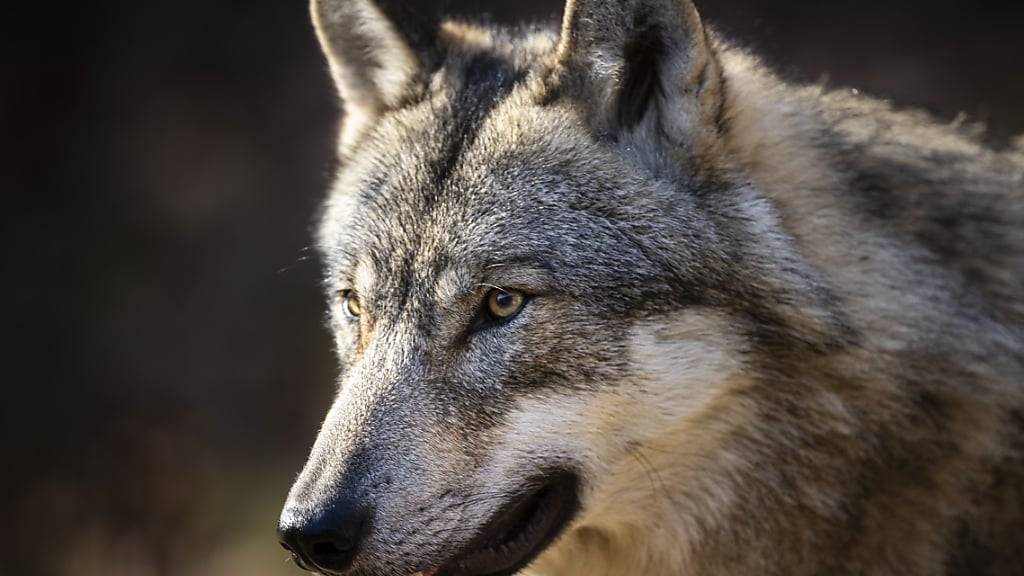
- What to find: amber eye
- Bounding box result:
[486,288,526,320]
[339,290,362,318]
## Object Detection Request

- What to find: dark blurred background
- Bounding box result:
[3,1,1022,574]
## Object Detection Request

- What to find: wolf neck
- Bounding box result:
[718,43,1023,327]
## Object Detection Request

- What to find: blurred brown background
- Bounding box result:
[3,1,1022,574]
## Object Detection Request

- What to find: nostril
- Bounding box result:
[312,533,355,555]
[277,526,300,554]
[278,526,317,571]
[279,503,368,572]
[304,529,359,570]
[312,540,338,556]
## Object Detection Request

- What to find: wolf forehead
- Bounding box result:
[316,46,715,302]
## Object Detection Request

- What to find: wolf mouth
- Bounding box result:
[433,472,579,576]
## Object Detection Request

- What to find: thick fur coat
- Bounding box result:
[279,1,1024,574]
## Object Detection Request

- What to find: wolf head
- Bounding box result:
[279,1,846,575]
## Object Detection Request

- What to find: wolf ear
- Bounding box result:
[556,0,725,151]
[311,0,440,146]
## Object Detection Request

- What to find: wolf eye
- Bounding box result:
[487,289,526,320]
[338,290,362,318]
[468,288,530,335]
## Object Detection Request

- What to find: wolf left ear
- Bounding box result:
[556,0,725,151]
[311,0,440,146]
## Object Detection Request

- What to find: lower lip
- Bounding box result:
[435,472,579,576]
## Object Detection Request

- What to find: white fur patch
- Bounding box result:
[484,309,753,576]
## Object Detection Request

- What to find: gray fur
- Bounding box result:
[281,0,1024,574]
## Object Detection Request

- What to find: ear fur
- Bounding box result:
[556,0,725,152]
[311,0,440,147]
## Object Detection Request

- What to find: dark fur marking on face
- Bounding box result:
[409,55,523,315]
[341,51,527,332]
[428,52,523,195]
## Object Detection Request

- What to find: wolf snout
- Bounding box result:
[278,497,370,574]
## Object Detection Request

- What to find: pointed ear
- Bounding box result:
[311,0,440,146]
[556,0,725,151]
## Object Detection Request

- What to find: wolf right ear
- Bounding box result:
[555,0,725,156]
[311,0,440,147]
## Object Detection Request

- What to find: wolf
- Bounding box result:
[277,0,1024,574]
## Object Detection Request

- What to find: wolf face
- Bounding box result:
[278,1,785,574]
[279,0,1024,575]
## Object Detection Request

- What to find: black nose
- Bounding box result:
[278,502,369,574]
